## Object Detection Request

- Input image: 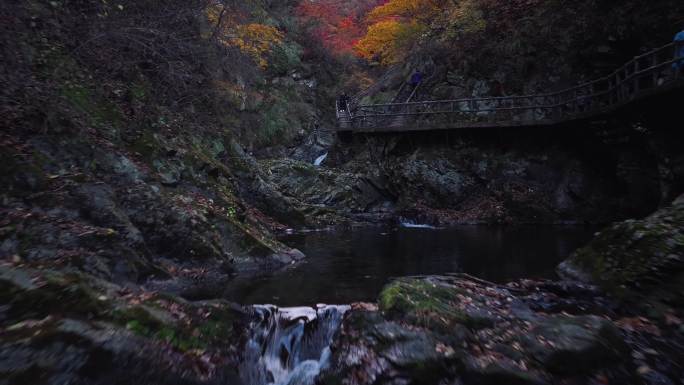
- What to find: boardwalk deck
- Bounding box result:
[337,41,684,133]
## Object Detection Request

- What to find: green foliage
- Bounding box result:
[268,41,304,76]
[60,83,123,128]
[258,102,289,146]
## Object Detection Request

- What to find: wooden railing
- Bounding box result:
[335,99,352,130]
[338,41,684,132]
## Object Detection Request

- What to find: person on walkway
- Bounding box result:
[409,70,423,87]
[338,93,349,112]
[674,28,684,71]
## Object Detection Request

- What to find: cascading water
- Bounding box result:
[239,304,349,385]
[313,153,328,167]
[399,217,438,229]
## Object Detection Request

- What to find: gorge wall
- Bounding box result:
[1,0,683,384]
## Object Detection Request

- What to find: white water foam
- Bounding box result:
[399,218,439,229]
[239,304,349,385]
[313,153,328,167]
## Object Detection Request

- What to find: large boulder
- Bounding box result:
[0,266,246,385]
[322,276,631,385]
[559,194,684,305]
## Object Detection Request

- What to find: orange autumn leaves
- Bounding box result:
[296,0,384,54]
[203,0,490,68]
[355,0,485,65]
[354,20,424,65]
[367,0,443,23]
[294,0,438,64]
[229,24,284,69]
[206,2,283,69]
[355,0,445,64]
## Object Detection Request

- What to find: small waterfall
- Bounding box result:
[239,304,349,385]
[399,217,438,229]
[313,153,328,167]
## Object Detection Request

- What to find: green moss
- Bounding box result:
[379,278,484,330]
[292,162,317,175]
[129,130,160,160]
[60,83,123,127]
[0,272,107,324]
[129,81,149,102]
[565,197,684,301]
[258,102,289,146]
[113,298,239,352]
[1,267,232,353]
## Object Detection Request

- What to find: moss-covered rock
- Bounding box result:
[0,265,246,384]
[325,276,636,385]
[559,194,684,304]
[379,277,496,331]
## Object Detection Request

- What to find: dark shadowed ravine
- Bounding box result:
[224,225,598,307]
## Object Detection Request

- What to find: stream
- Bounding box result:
[226,225,597,306]
[239,305,349,385]
[233,225,598,385]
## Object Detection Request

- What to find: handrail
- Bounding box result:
[351,66,402,104]
[338,40,683,132]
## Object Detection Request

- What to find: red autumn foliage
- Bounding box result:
[296,0,385,55]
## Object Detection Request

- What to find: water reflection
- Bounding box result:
[224,226,597,306]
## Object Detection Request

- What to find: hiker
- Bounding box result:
[409,70,423,87]
[674,28,684,71]
[337,93,349,112]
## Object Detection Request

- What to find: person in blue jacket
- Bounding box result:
[409,70,423,87]
[674,29,684,70]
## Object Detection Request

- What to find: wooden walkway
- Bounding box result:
[337,41,684,133]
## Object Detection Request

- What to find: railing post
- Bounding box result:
[633,58,640,95]
[617,71,624,102]
[624,66,631,98]
[676,41,682,80]
[651,53,658,88]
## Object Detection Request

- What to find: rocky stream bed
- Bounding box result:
[2,195,684,385]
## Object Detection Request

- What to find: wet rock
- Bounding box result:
[462,361,549,385]
[523,315,628,375]
[322,311,460,385]
[155,162,183,186]
[73,183,145,246]
[379,277,500,331]
[0,265,246,385]
[258,158,392,225]
[558,193,684,304]
[397,159,476,207]
[324,276,637,385]
[108,154,144,183]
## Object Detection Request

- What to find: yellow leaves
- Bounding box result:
[356,0,488,65]
[228,23,283,68]
[368,0,444,23]
[354,0,446,65]
[205,3,283,69]
[446,0,486,35]
[357,0,443,65]
[354,20,424,65]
